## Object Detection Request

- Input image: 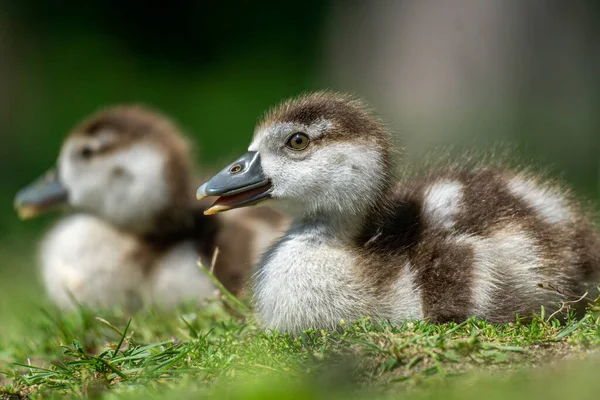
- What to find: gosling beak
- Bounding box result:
[14,169,69,220]
[197,151,272,215]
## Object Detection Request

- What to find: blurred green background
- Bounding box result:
[0,0,599,327]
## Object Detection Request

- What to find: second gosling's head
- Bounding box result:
[198,92,394,217]
[15,106,193,233]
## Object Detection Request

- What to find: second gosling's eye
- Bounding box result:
[286,132,310,151]
[80,146,94,159]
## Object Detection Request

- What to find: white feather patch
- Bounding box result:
[391,261,424,320]
[455,225,542,317]
[507,177,570,224]
[422,181,464,229]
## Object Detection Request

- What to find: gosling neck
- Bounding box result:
[115,178,195,239]
[296,181,393,244]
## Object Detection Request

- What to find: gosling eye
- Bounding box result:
[285,132,310,151]
[79,146,94,160]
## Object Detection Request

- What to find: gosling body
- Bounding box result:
[198,92,600,332]
[17,105,288,310]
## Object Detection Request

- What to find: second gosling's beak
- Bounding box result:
[197,151,272,215]
[14,169,69,220]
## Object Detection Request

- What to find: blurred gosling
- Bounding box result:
[15,105,289,310]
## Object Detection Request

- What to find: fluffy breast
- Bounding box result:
[39,214,146,310]
[38,206,289,311]
[40,214,218,310]
[254,227,382,332]
[212,207,289,295]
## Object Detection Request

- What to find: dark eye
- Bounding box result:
[286,132,310,151]
[80,146,94,159]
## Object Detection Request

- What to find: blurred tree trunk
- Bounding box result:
[323,0,600,196]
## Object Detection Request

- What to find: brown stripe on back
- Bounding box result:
[354,189,422,289]
[410,176,474,321]
[448,170,530,235]
[573,218,600,291]
[411,236,475,322]
[354,183,475,322]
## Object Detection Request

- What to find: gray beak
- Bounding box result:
[197,151,272,215]
[14,169,69,220]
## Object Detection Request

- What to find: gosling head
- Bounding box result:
[15,105,193,234]
[197,92,394,219]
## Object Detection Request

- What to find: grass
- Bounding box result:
[1,272,599,399]
[1,237,599,399]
